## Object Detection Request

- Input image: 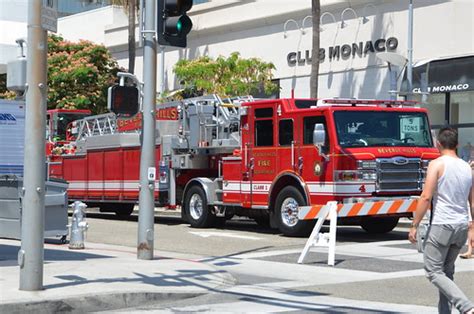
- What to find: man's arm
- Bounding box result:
[409,160,439,243]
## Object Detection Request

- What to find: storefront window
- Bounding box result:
[451,91,474,162]
[458,128,474,162]
[415,93,445,127]
[450,91,474,124]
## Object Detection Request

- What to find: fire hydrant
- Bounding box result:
[68,201,89,249]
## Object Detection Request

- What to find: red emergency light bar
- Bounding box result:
[321,99,418,107]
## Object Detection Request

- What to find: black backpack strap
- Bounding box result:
[430,199,434,224]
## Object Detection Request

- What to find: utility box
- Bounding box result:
[0,176,69,241]
[7,58,27,92]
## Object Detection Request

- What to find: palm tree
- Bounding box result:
[111,0,138,74]
[310,0,320,99]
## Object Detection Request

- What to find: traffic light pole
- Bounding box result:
[160,46,165,95]
[137,0,157,260]
[19,0,48,291]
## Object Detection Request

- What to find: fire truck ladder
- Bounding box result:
[71,113,118,141]
[169,94,253,152]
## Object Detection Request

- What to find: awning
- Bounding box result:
[400,55,474,94]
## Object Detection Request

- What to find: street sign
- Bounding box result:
[41,6,57,33]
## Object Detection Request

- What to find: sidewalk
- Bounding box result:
[0,239,235,313]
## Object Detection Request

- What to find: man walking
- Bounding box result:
[409,127,474,314]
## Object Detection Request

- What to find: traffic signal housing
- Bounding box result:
[158,0,193,48]
[108,85,140,117]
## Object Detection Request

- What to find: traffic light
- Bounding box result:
[108,85,140,117]
[158,0,193,48]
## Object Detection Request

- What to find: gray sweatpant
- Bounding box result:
[423,223,473,313]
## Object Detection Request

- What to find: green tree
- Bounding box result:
[310,0,321,98]
[173,52,278,98]
[47,34,121,113]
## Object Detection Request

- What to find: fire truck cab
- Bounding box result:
[180,97,439,236]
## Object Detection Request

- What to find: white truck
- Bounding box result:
[0,99,69,241]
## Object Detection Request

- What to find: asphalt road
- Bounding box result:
[83,210,410,257]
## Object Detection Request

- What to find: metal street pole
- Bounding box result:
[407,0,414,100]
[160,46,165,95]
[19,0,48,291]
[137,0,157,260]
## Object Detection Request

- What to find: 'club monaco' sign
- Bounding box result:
[287,37,398,66]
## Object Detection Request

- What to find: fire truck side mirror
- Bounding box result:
[313,123,329,160]
[108,85,139,117]
[313,123,326,147]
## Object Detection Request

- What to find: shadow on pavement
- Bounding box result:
[153,274,402,313]
[323,226,409,243]
[0,244,113,267]
[44,269,227,290]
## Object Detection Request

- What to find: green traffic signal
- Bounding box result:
[164,15,192,36]
[177,19,182,32]
[158,0,193,48]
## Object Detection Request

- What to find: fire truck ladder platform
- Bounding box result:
[163,94,255,155]
[297,198,419,266]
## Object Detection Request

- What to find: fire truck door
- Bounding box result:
[299,116,331,195]
[248,107,277,207]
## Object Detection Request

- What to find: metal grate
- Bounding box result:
[377,158,422,192]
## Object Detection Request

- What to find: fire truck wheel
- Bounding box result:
[184,185,215,228]
[360,216,399,234]
[275,186,312,237]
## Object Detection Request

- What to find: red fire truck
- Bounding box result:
[49,95,439,236]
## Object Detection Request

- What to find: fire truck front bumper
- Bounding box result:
[298,196,419,221]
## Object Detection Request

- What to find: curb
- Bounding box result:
[1,292,203,314]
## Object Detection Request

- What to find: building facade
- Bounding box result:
[7,0,474,154]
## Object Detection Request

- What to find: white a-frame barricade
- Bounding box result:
[297,198,419,266]
[297,201,338,266]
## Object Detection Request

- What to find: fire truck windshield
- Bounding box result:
[334,111,433,148]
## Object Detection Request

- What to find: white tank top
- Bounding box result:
[432,155,472,225]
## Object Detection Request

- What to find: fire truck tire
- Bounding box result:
[254,216,270,228]
[114,204,134,218]
[183,185,215,228]
[275,186,312,237]
[360,217,399,234]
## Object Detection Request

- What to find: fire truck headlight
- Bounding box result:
[335,170,376,181]
[361,171,377,180]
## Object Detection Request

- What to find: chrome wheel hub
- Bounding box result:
[189,194,203,220]
[280,197,299,227]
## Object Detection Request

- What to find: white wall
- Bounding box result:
[57,0,474,99]
[0,0,28,73]
[57,6,126,44]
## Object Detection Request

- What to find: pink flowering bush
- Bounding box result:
[48,34,122,114]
